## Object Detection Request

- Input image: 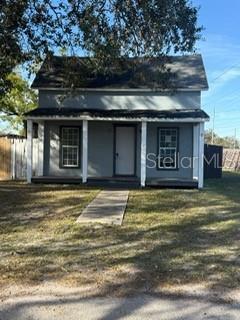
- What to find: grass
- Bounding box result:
[0,172,239,295]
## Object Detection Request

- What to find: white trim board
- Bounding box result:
[82,120,88,183]
[26,120,33,183]
[140,121,147,187]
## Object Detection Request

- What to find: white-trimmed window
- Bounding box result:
[158,128,178,169]
[61,127,80,167]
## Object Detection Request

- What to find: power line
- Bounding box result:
[202,94,240,112]
[215,110,240,117]
[210,62,240,83]
[217,107,240,113]
[214,124,240,130]
[213,98,240,111]
[204,88,239,105]
[202,63,240,138]
[214,117,240,123]
[224,107,240,112]
[202,95,240,124]
[202,62,240,109]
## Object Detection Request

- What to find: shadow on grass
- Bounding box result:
[0,173,240,318]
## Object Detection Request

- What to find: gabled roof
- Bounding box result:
[26,108,210,121]
[31,55,208,91]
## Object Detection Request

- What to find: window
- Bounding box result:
[61,127,79,167]
[158,128,178,169]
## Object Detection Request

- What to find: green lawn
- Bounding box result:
[0,173,239,295]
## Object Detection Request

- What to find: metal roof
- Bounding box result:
[26,108,209,120]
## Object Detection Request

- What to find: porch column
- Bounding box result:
[198,122,205,189]
[140,121,147,187]
[193,122,204,188]
[82,120,88,183]
[26,119,33,183]
[193,123,200,181]
[38,121,44,176]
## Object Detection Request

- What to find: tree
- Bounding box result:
[205,129,240,149]
[0,73,37,132]
[1,0,202,96]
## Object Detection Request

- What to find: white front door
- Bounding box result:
[115,126,136,176]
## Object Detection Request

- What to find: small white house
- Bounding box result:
[26,54,209,188]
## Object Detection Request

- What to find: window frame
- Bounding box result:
[59,126,81,169]
[157,127,179,171]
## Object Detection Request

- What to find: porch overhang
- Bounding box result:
[25,108,210,123]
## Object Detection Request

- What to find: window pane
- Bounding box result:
[159,128,178,169]
[61,127,79,167]
[62,127,79,146]
[62,146,78,166]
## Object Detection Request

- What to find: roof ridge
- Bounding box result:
[50,54,202,59]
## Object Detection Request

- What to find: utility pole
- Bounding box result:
[233,128,237,150]
[211,107,215,144]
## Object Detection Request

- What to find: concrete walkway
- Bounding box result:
[77,190,129,225]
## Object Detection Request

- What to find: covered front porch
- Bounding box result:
[26,109,207,188]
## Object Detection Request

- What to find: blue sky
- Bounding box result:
[193,0,240,139]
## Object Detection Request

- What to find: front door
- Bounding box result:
[114,125,136,176]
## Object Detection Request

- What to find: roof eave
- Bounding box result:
[26,114,209,122]
[30,86,208,92]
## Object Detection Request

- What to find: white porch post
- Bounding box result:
[193,124,200,181]
[82,120,88,183]
[193,122,205,189]
[38,121,44,176]
[140,121,147,187]
[26,119,33,183]
[198,122,205,189]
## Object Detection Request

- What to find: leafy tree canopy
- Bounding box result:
[1,0,202,96]
[0,73,37,132]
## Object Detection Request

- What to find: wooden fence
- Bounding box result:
[223,149,240,171]
[0,137,38,180]
[0,137,12,180]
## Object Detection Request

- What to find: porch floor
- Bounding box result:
[147,178,198,188]
[31,176,198,188]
